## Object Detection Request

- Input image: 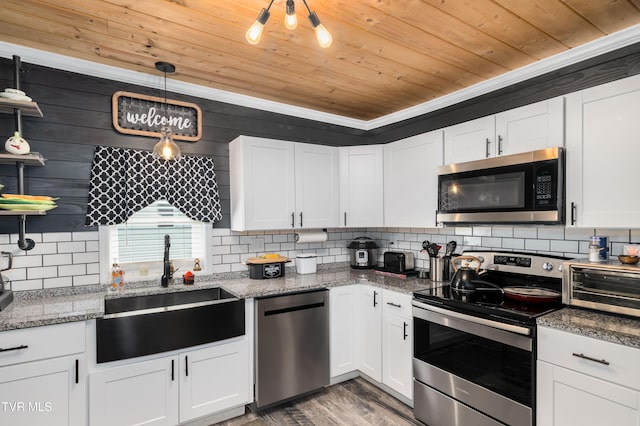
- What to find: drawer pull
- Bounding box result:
[0,344,28,353]
[403,322,408,340]
[387,302,402,308]
[572,352,610,366]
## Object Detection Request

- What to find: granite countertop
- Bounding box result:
[538,307,640,350]
[0,267,433,332]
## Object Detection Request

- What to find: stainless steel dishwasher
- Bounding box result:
[255,289,329,409]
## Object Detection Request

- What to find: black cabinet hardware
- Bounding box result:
[0,344,28,353]
[299,212,303,227]
[75,359,79,384]
[485,138,491,158]
[185,356,189,376]
[570,202,577,225]
[387,302,402,308]
[497,135,503,155]
[403,322,408,340]
[344,212,347,226]
[572,352,610,366]
[291,212,295,228]
[373,291,378,307]
[171,359,175,381]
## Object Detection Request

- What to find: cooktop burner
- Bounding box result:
[413,251,570,326]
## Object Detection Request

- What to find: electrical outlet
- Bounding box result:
[250,237,265,252]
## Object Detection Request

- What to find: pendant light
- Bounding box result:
[246,0,331,48]
[152,61,182,161]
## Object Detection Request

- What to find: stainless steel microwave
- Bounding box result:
[436,147,565,225]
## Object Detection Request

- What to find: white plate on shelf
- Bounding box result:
[0,92,32,102]
[4,88,26,96]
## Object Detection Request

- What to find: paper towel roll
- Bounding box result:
[294,231,328,243]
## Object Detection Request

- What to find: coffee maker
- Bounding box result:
[0,252,14,311]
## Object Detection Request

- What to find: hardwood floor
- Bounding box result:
[215,377,420,426]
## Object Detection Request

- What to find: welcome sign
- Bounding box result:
[112,91,202,141]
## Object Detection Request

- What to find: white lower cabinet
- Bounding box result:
[90,356,178,426]
[0,321,87,426]
[537,326,640,426]
[179,340,249,423]
[381,290,413,401]
[0,355,86,426]
[330,285,413,403]
[360,285,382,382]
[329,285,361,377]
[89,338,249,426]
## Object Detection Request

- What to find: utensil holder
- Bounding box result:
[430,257,446,282]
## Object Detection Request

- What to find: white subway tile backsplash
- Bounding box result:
[73,252,100,264]
[42,232,72,242]
[72,231,98,241]
[73,274,100,286]
[27,266,58,280]
[525,239,550,251]
[43,254,73,266]
[59,264,87,277]
[7,225,640,292]
[514,227,538,238]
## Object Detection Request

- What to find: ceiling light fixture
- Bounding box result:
[152,61,182,161]
[246,0,332,48]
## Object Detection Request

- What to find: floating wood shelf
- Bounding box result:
[0,152,46,166]
[0,98,43,117]
[0,210,47,216]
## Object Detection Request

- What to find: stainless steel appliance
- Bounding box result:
[348,237,378,269]
[255,290,329,409]
[436,147,565,225]
[563,259,640,318]
[412,251,568,426]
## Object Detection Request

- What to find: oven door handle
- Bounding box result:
[412,300,531,336]
[412,300,533,352]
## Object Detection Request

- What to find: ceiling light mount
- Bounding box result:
[246,0,332,48]
[152,61,182,161]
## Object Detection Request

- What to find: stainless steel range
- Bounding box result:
[412,251,569,426]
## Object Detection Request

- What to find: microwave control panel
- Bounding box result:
[534,160,557,208]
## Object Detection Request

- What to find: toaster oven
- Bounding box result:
[562,259,640,318]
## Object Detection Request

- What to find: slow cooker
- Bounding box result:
[347,237,378,269]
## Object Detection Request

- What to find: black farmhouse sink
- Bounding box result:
[96,288,245,363]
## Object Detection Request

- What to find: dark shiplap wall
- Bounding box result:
[2,41,640,233]
[0,59,368,232]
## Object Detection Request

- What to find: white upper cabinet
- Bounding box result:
[339,145,384,227]
[384,130,443,228]
[294,142,340,229]
[444,115,495,164]
[566,74,640,228]
[230,135,339,231]
[444,97,564,165]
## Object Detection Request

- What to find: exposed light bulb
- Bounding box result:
[307,11,332,48]
[285,0,297,30]
[246,7,270,45]
[246,21,265,44]
[153,127,182,161]
[313,23,332,48]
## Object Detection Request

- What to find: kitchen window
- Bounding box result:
[100,200,209,283]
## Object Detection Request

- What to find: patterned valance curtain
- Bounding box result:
[85,146,222,226]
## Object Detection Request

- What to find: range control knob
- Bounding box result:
[557,264,563,272]
[542,262,554,271]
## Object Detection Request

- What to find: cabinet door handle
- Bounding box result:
[0,344,28,353]
[75,359,79,384]
[497,135,503,155]
[387,302,402,308]
[171,359,175,381]
[403,322,408,340]
[299,212,303,227]
[485,138,491,158]
[572,352,610,366]
[185,356,189,376]
[291,212,295,228]
[570,202,577,225]
[373,291,378,307]
[344,212,347,227]
[435,210,438,227]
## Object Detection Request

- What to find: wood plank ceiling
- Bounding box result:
[2,0,640,120]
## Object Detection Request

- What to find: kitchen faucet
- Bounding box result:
[161,234,172,287]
